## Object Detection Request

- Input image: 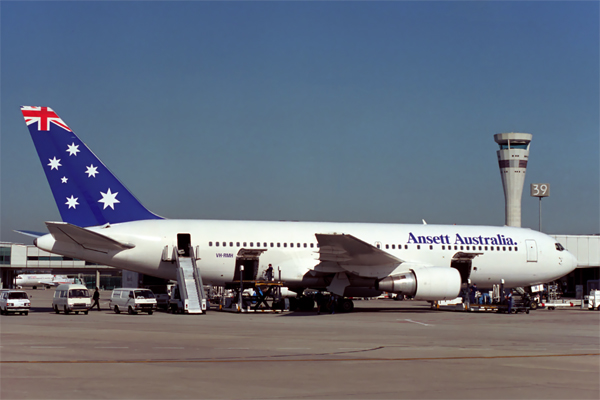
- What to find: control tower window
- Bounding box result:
[500,144,509,150]
[511,144,528,149]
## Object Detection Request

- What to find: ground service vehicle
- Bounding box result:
[52,284,91,314]
[110,288,157,314]
[0,290,31,315]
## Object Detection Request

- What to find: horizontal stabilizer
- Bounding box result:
[45,221,135,253]
[316,233,403,278]
[14,230,47,238]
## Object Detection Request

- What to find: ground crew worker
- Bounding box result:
[90,287,101,311]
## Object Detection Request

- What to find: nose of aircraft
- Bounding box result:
[566,250,579,272]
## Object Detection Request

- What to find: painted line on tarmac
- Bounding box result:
[94,347,129,349]
[2,353,598,364]
[30,346,66,349]
[399,319,433,326]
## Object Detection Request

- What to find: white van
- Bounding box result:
[52,284,91,314]
[0,290,31,315]
[110,288,157,315]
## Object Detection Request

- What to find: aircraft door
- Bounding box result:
[450,252,482,284]
[525,240,538,262]
[233,249,266,281]
[177,234,191,257]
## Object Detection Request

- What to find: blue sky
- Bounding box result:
[1,1,598,244]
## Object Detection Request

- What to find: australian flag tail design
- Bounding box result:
[21,106,163,227]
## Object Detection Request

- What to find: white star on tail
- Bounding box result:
[98,188,119,210]
[66,143,80,156]
[48,157,61,170]
[85,164,99,177]
[61,176,68,184]
[65,195,79,209]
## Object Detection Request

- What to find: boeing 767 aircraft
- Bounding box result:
[18,106,577,311]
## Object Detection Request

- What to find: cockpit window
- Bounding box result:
[555,243,565,251]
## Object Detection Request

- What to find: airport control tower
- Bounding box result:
[494,132,532,227]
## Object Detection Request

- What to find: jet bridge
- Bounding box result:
[172,244,206,314]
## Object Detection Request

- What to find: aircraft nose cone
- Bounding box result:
[568,251,579,270]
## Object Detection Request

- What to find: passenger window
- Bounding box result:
[304,243,307,248]
[405,245,408,250]
[429,245,433,250]
[229,242,233,247]
[490,247,494,251]
[417,245,421,250]
[209,242,213,247]
[392,245,395,249]
[454,246,458,250]
[277,243,280,248]
[479,246,482,251]
[515,247,518,251]
[497,246,500,251]
[290,243,294,248]
[508,247,512,251]
[385,244,389,249]
[442,245,445,250]
[243,242,247,247]
[484,246,488,251]
[222,242,226,247]
[503,247,506,251]
[270,243,274,247]
[297,243,300,248]
[216,242,219,247]
[284,243,287,248]
[310,244,314,248]
[460,246,464,250]
[376,244,380,249]
[236,242,240,247]
[250,242,254,247]
[466,246,470,250]
[264,243,267,247]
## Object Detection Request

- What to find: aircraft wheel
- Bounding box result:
[114,306,120,314]
[340,299,355,313]
[128,306,135,315]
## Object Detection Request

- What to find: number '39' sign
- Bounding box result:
[530,183,550,197]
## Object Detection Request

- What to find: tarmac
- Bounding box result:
[1,289,599,399]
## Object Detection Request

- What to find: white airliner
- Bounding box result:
[15,274,76,289]
[19,106,578,311]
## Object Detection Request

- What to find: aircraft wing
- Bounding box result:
[38,281,60,287]
[45,222,135,253]
[315,233,403,278]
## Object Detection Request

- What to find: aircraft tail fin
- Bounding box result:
[21,106,162,227]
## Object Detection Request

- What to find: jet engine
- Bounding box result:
[376,267,461,300]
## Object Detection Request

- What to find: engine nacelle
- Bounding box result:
[377,267,461,301]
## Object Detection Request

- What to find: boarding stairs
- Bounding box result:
[174,246,206,314]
